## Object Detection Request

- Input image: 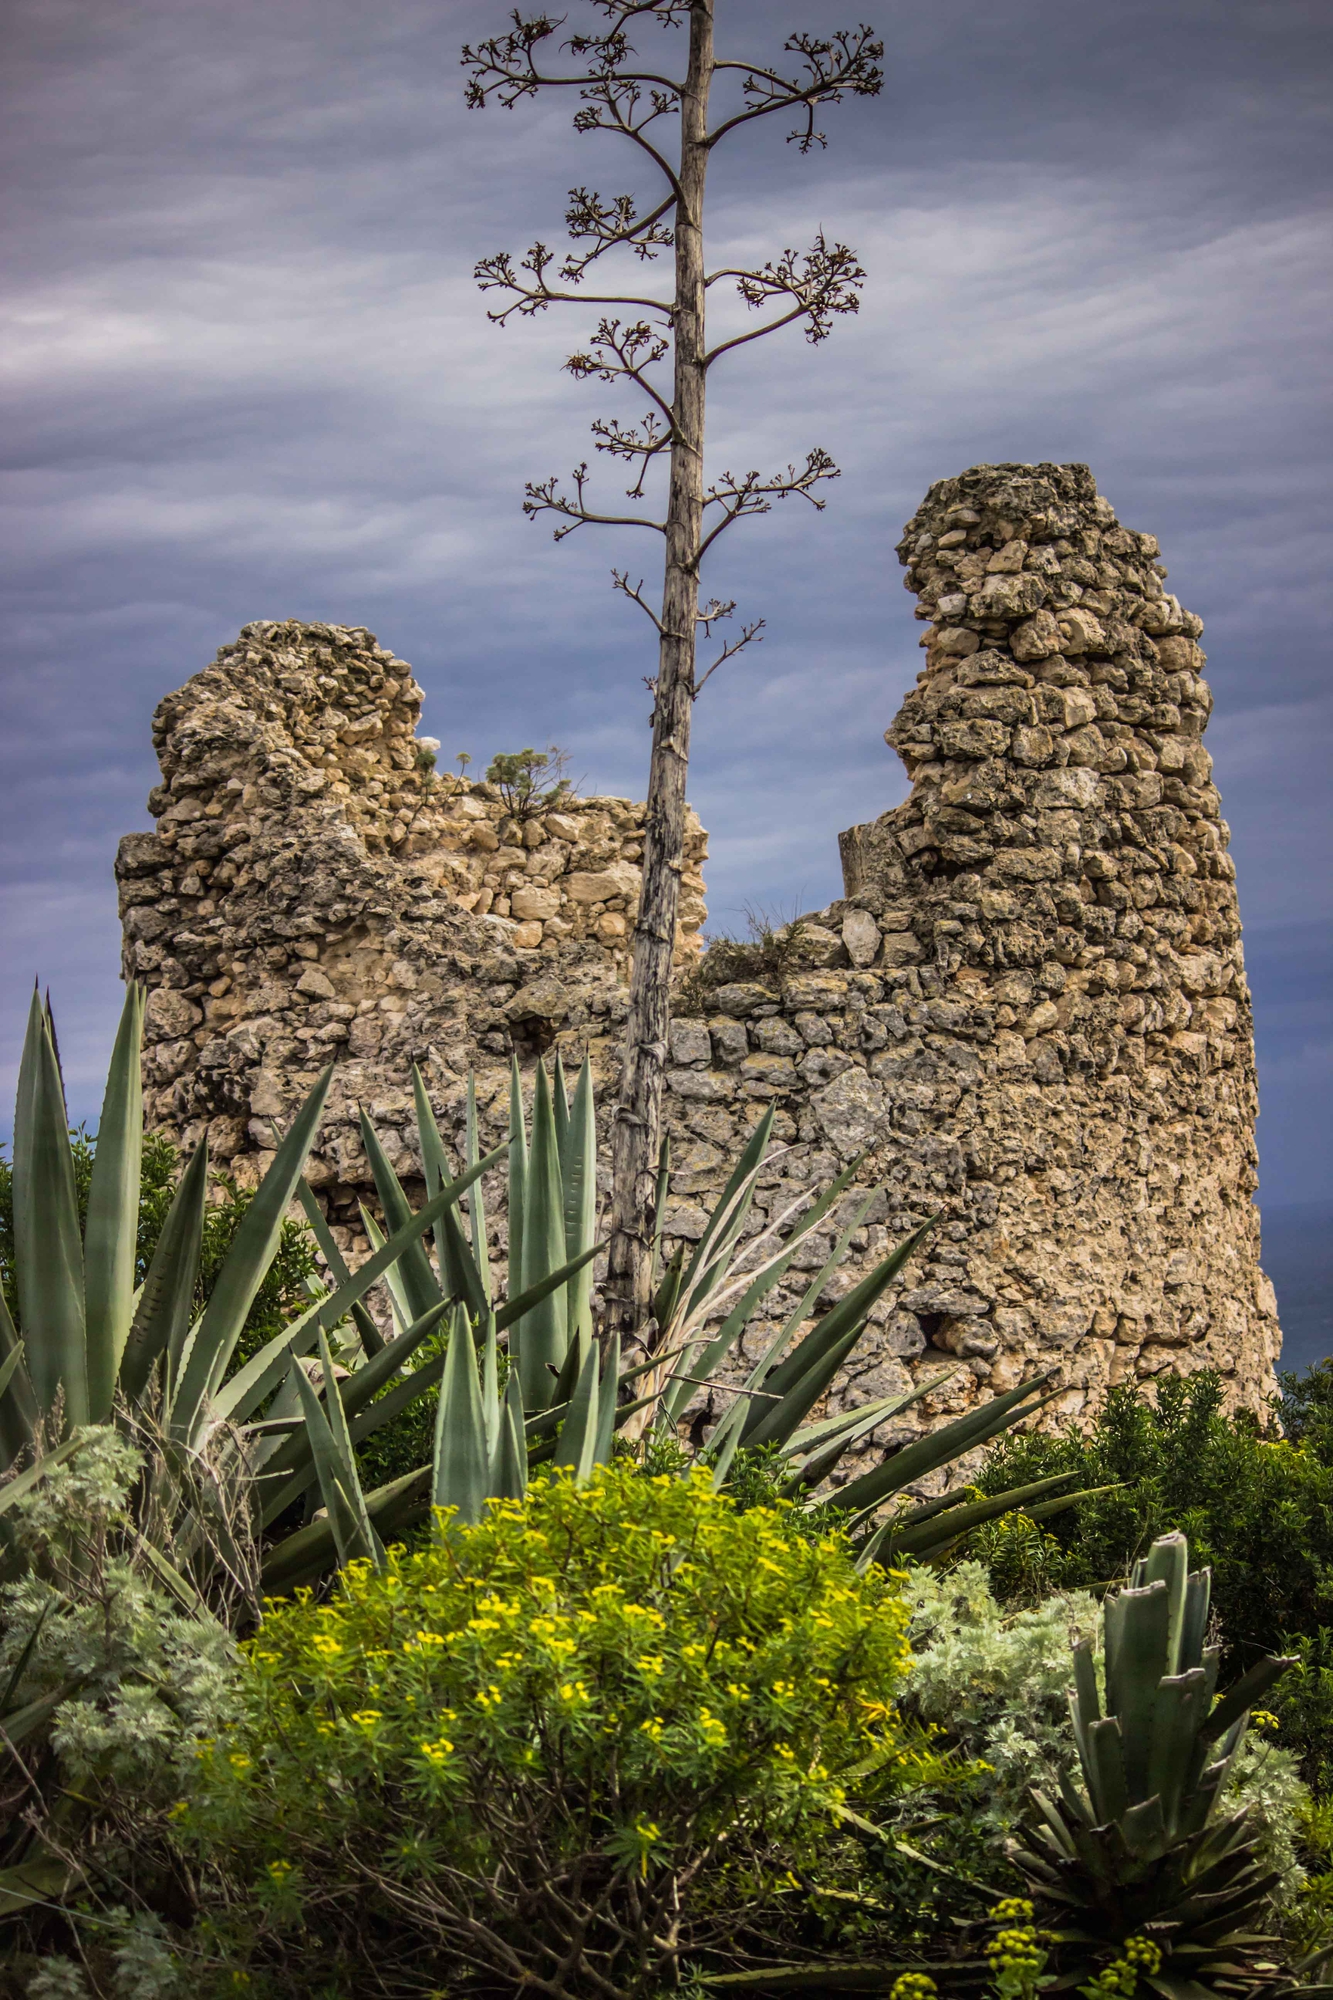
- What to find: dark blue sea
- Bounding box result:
[1264,1201,1332,1378]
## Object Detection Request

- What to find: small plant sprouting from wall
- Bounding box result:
[485,744,575,823]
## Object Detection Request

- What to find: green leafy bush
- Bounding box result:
[0,1430,233,1980]
[180,1464,925,1998]
[904,1560,1102,1834]
[1,1431,235,1794]
[974,1373,1333,1669]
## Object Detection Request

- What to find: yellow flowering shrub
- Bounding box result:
[183,1463,921,1997]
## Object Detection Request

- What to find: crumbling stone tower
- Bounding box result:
[116,462,1280,1434]
[830,461,1279,1401]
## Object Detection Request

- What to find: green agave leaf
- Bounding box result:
[651,1240,685,1333]
[212,1306,324,1432]
[507,1055,528,1309]
[465,1073,492,1304]
[82,983,144,1420]
[512,1062,570,1411]
[661,1159,872,1425]
[787,1367,946,1459]
[834,1373,1055,1520]
[171,1066,333,1440]
[119,1141,209,1407]
[412,1069,489,1323]
[490,1368,528,1502]
[673,1106,776,1331]
[1181,1566,1213,1678]
[0,1681,79,1756]
[361,1109,444,1324]
[1112,1581,1172,1801]
[553,1337,600,1483]
[260,1465,432,1596]
[360,1205,411,1331]
[13,988,87,1425]
[1072,1635,1101,1727]
[254,1299,450,1519]
[552,1049,571,1162]
[218,1155,502,1429]
[495,1240,602,1337]
[480,1310,501,1458]
[296,1180,384,1358]
[1199,1653,1296,1747]
[562,1055,598,1352]
[750,1217,935,1427]
[0,1295,39,1475]
[783,1377,960,1498]
[0,1598,53,1714]
[1083,1714,1129,1827]
[743,1319,867,1454]
[872,1473,1081,1563]
[1022,1482,1121,1524]
[0,1852,72,1922]
[1143,1529,1191,1677]
[343,1348,447,1456]
[135,1537,212,1622]
[316,1324,381,1552]
[592,1333,620,1470]
[433,1306,491,1524]
[703,1394,751,1492]
[0,1344,28,1426]
[413,1065,454,1277]
[286,1335,383,1570]
[0,1433,85,1517]
[1149,1669,1209,1832]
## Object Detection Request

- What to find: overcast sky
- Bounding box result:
[2,0,1330,1207]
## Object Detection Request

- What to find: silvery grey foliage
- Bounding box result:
[2,1429,235,1793]
[905,1559,1308,1898]
[26,1961,90,2000]
[24,1913,180,2000]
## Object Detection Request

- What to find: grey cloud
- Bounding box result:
[1,0,1329,1214]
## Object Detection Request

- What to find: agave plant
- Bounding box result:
[323,1047,1083,1575]
[0,987,537,1603]
[1011,1531,1300,1994]
[2,982,1077,1603]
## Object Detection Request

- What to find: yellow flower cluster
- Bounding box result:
[890,1975,938,2000]
[193,1463,921,1900]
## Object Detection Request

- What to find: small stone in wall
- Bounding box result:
[145,988,202,1038]
[842,908,880,967]
[812,1067,885,1153]
[669,1020,712,1066]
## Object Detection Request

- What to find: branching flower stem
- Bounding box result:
[462,2,883,1359]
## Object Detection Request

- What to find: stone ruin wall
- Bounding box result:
[117,461,1281,1450]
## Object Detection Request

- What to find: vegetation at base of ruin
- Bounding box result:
[170,1464,932,1997]
[0,984,487,1639]
[673,906,814,1017]
[0,982,1064,1610]
[484,744,576,823]
[11,1512,1330,1999]
[6,986,1333,1996]
[969,1371,1333,1681]
[0,1133,319,1373]
[0,1431,236,1978]
[462,1,885,1343]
